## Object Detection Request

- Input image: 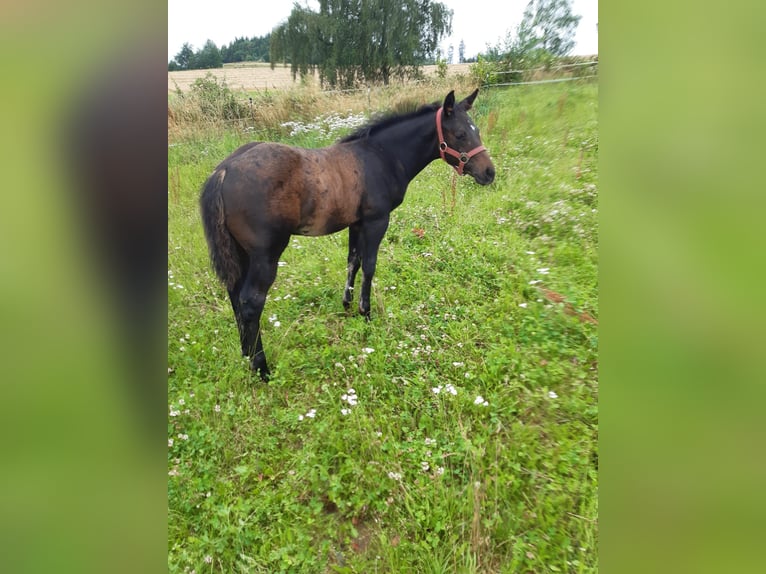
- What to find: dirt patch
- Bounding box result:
[169,63,475,93]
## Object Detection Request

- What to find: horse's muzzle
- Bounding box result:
[471,164,495,186]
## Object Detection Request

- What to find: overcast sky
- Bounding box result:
[168,0,598,62]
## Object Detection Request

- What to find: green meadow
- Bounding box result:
[168,79,598,573]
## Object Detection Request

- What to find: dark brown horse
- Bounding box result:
[200,89,495,379]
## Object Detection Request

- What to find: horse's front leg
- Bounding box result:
[358,217,389,320]
[343,223,362,310]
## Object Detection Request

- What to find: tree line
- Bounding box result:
[168,35,270,71]
[169,0,582,87]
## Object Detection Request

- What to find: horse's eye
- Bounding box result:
[456,131,467,140]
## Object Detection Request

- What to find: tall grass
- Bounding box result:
[168,79,598,573]
[168,73,478,143]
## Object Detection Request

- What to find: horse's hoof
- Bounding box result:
[342,298,351,310]
[250,360,270,382]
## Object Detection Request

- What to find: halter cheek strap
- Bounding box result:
[436,106,486,176]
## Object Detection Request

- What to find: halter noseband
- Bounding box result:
[436,106,486,176]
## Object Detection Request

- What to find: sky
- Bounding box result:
[168,0,598,62]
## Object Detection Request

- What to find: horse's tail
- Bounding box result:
[200,167,241,290]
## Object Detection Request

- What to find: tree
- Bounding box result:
[195,40,223,69]
[270,0,452,88]
[478,0,580,73]
[170,43,195,71]
[458,39,465,63]
[519,0,581,57]
[447,44,454,64]
[270,4,321,80]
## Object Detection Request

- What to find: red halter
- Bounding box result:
[435,106,487,176]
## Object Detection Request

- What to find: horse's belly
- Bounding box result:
[297,206,358,236]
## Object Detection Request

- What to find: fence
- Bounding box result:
[482,59,598,88]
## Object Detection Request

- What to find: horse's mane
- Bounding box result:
[339,101,439,143]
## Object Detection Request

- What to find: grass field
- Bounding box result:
[168,79,598,573]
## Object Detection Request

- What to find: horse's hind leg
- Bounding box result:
[225,244,249,356]
[238,238,288,380]
[227,277,245,354]
[343,223,362,310]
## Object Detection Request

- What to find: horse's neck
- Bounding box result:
[375,115,440,183]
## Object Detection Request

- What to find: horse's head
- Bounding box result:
[437,89,495,185]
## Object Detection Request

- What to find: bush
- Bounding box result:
[469,56,502,86]
[186,74,249,120]
[435,58,448,80]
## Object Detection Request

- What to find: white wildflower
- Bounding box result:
[474,395,489,407]
[341,388,358,407]
[362,347,375,354]
[548,390,558,399]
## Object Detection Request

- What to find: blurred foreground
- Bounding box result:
[0,2,166,573]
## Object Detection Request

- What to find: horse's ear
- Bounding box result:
[461,89,479,111]
[443,90,456,117]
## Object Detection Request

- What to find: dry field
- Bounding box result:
[168,62,474,92]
